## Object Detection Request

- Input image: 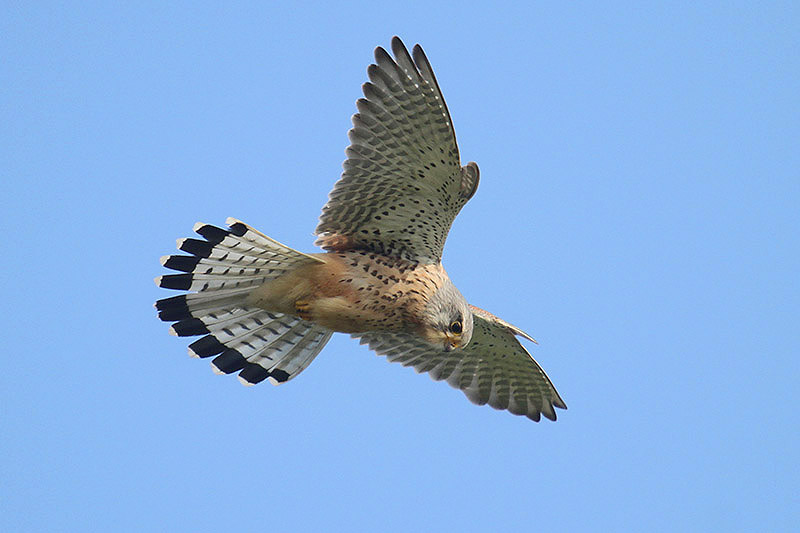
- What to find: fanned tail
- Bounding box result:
[155,218,332,385]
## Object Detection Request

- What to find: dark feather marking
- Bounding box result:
[228,222,248,236]
[155,295,190,322]
[269,369,291,383]
[194,224,230,244]
[188,335,227,358]
[212,349,248,374]
[171,318,209,337]
[162,255,201,273]
[239,363,269,384]
[158,274,192,290]
[179,238,215,258]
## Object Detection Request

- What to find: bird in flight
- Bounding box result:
[155,37,566,422]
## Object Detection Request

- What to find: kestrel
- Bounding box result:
[155,37,566,422]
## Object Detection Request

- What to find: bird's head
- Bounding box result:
[420,280,474,351]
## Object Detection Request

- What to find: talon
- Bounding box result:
[295,300,312,321]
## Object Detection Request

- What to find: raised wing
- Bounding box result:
[354,309,567,422]
[315,36,480,264]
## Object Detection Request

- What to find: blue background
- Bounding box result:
[3,2,798,531]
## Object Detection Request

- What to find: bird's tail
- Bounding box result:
[155,218,333,385]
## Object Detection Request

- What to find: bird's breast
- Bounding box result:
[303,251,447,332]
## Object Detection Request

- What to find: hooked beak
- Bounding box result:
[444,334,460,352]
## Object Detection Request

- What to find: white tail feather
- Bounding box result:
[156,219,332,385]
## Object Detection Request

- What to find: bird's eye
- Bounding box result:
[449,320,462,334]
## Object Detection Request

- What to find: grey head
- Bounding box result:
[421,279,474,351]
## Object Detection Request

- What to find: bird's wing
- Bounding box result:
[353,307,566,422]
[315,36,479,264]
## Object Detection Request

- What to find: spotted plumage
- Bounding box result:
[155,37,566,422]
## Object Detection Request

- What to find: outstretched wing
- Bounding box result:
[354,309,567,422]
[315,36,480,264]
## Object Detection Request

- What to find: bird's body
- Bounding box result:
[156,37,567,421]
[245,250,449,336]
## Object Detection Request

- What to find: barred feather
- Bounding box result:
[155,219,332,385]
[315,36,479,264]
[354,312,566,422]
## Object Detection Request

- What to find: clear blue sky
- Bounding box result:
[3,2,798,531]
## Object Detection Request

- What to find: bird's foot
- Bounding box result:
[295,300,313,321]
